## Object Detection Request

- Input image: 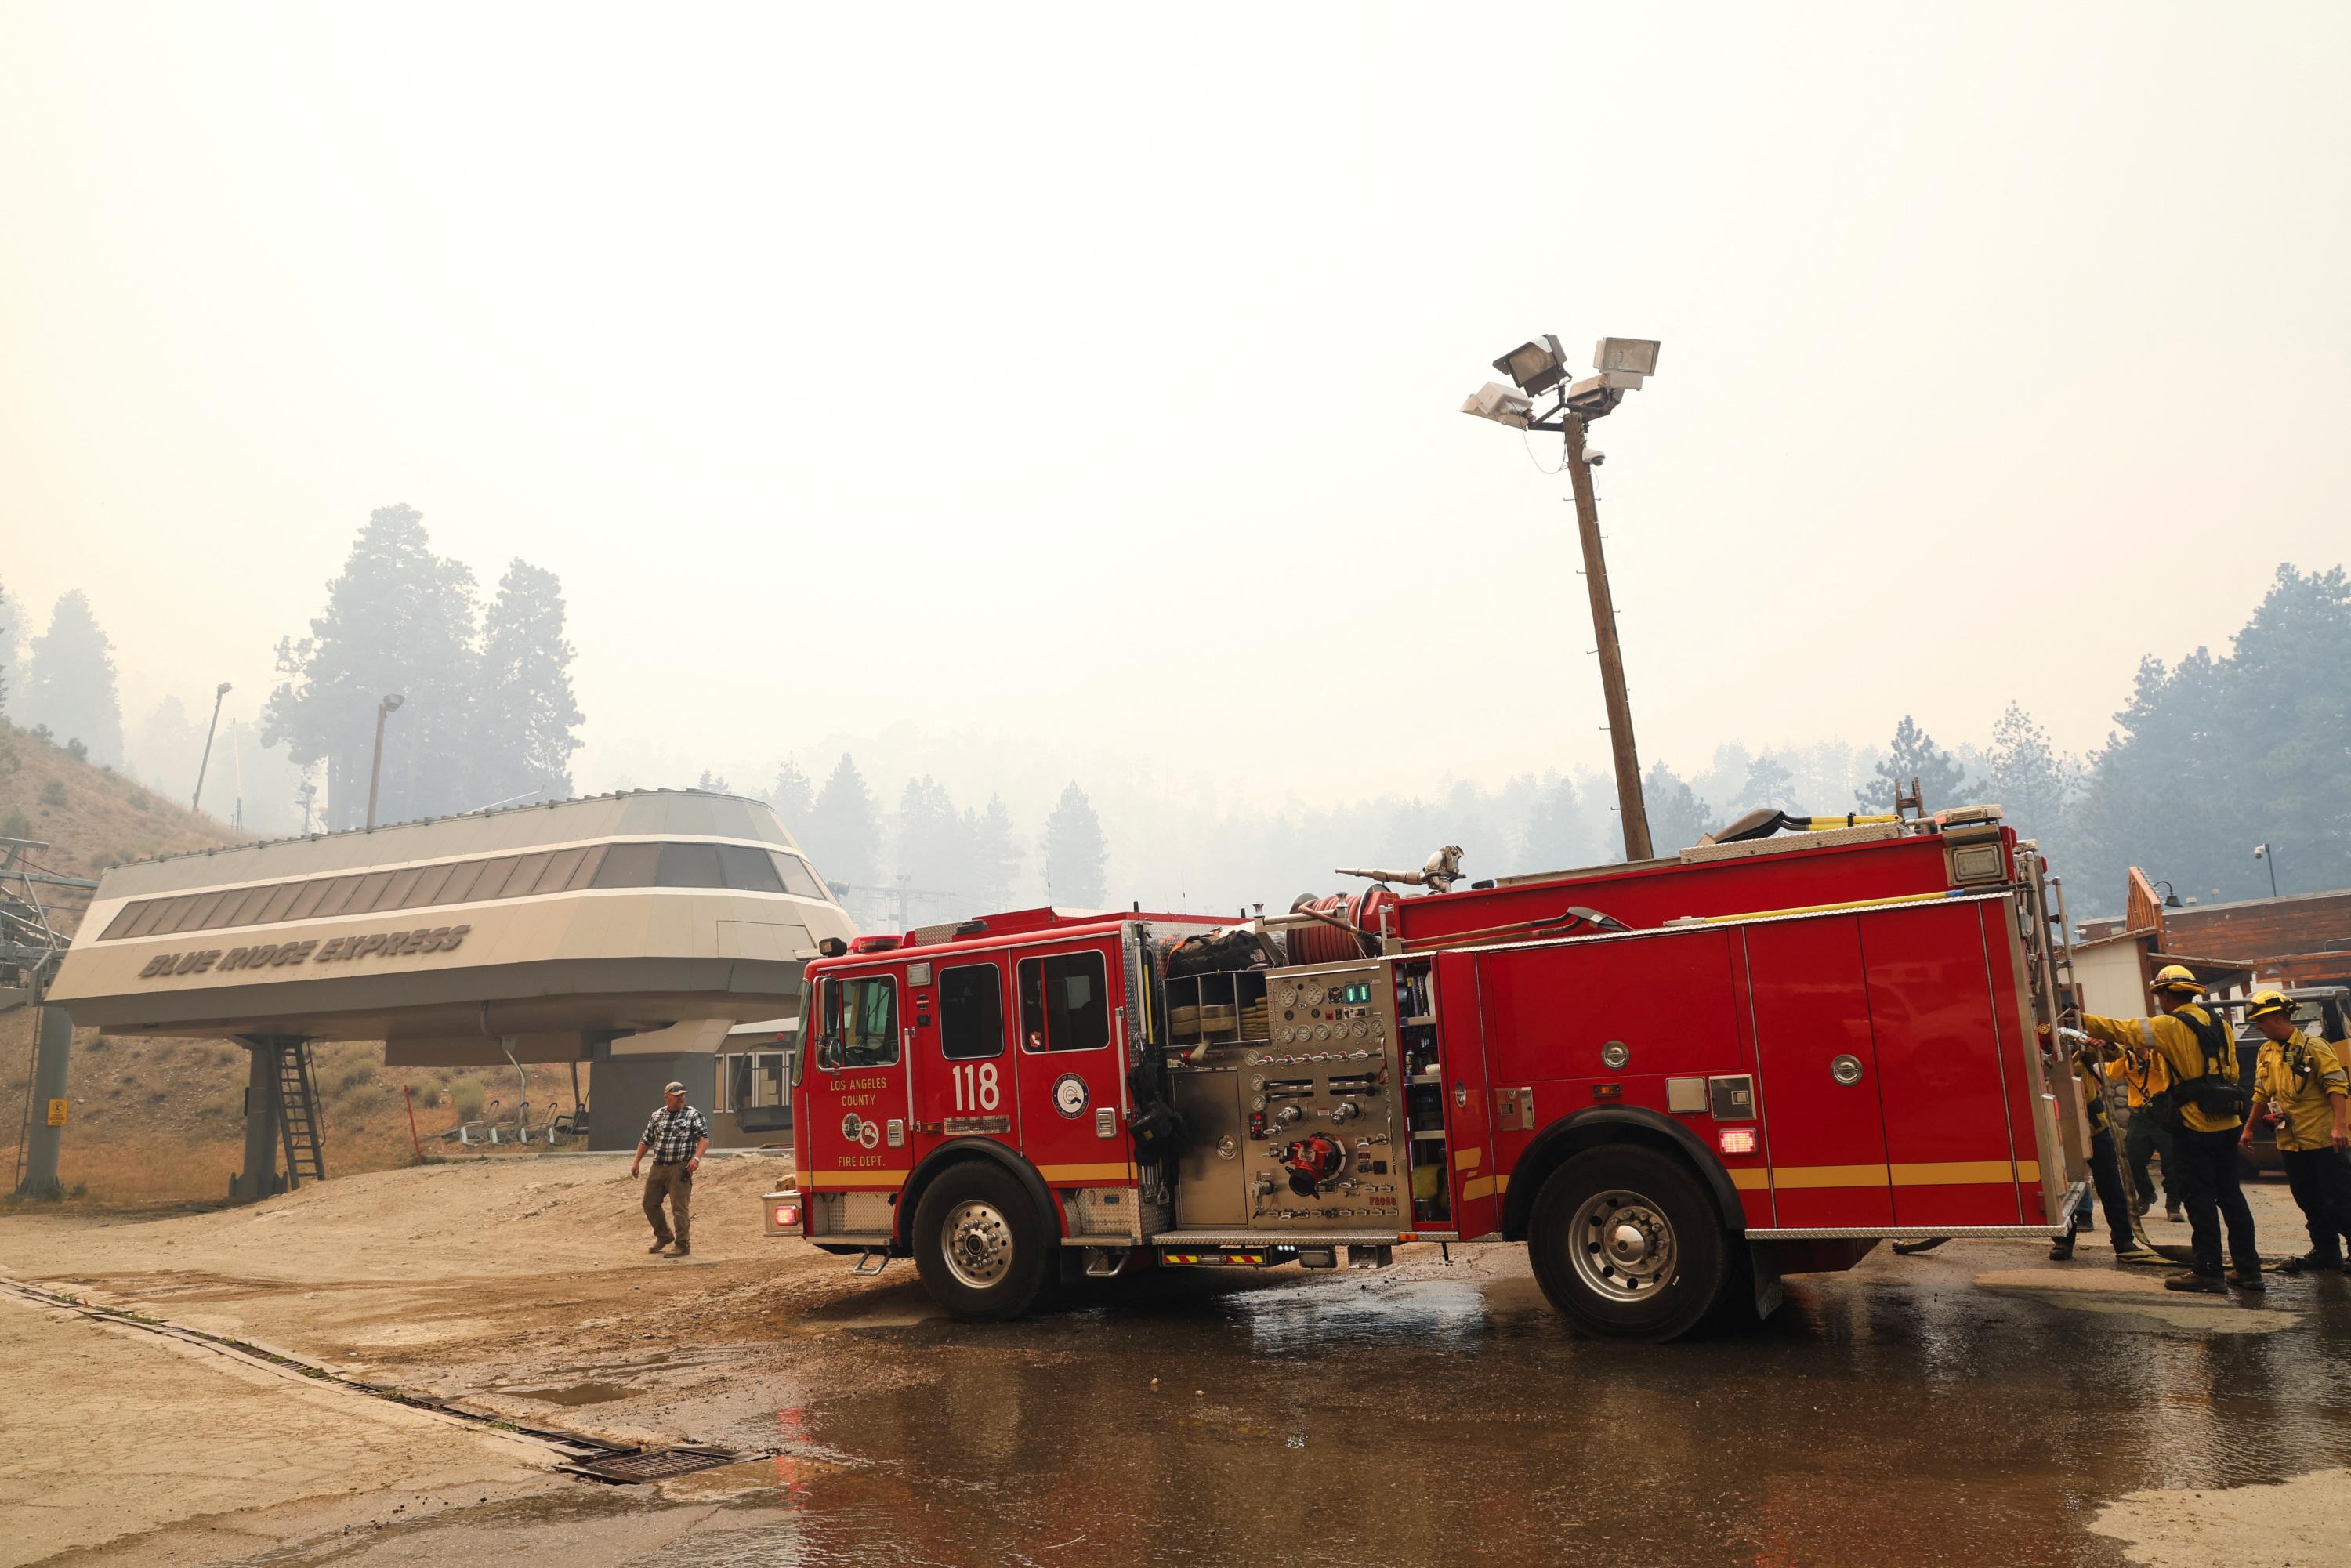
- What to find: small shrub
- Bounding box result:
[129,793,152,813]
[64,738,87,762]
[334,1062,378,1094]
[451,1078,487,1121]
[339,1085,389,1121]
[30,723,52,744]
[415,1084,444,1110]
[38,780,67,807]
[0,811,26,838]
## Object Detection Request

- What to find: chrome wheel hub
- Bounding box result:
[1570,1189,1675,1301]
[942,1199,1013,1290]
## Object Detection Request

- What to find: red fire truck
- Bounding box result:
[765,807,2092,1340]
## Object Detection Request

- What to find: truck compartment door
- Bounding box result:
[1857,901,2027,1226]
[1744,917,1893,1228]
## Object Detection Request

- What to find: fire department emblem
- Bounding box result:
[1052,1073,1089,1118]
[840,1112,864,1143]
[859,1121,882,1150]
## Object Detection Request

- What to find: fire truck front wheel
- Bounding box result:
[911,1161,1056,1321]
[1527,1145,1730,1342]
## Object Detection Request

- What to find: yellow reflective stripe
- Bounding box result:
[1730,1168,1770,1190]
[1461,1176,1498,1201]
[1454,1146,1483,1171]
[1038,1161,1136,1183]
[1890,1160,2038,1186]
[799,1169,910,1190]
[1756,1161,2038,1190]
[1770,1164,1893,1190]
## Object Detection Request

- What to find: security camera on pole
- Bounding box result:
[1461,335,1663,861]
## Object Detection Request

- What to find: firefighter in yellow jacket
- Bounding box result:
[2242,990,2351,1275]
[2079,965,2261,1295]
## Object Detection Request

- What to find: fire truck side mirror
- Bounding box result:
[814,1035,843,1072]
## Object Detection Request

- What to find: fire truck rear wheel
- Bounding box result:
[911,1161,1055,1321]
[1527,1145,1730,1342]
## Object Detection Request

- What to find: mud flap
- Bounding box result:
[1748,1240,1784,1320]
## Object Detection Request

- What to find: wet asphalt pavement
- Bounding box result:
[252,1221,2351,1568]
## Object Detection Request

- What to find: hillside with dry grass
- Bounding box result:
[0,721,237,885]
[2,721,589,1204]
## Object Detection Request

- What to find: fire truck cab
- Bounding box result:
[769,809,2092,1341]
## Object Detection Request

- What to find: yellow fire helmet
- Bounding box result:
[2150,963,2203,995]
[2246,988,2293,1019]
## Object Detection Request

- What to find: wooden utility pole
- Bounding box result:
[1563,414,1652,861]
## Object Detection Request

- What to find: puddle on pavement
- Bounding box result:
[499,1380,635,1407]
[687,1255,2351,1568]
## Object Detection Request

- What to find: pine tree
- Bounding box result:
[803,754,879,886]
[18,590,124,764]
[474,559,584,805]
[0,576,20,717]
[969,795,1023,907]
[1643,760,1715,853]
[1858,715,1972,814]
[696,769,733,793]
[765,757,816,831]
[1740,753,1796,809]
[263,505,480,829]
[1521,776,1592,871]
[1042,782,1108,906]
[1983,702,2077,853]
[893,775,973,903]
[2076,563,2351,903]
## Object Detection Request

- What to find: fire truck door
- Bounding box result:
[802,968,915,1208]
[1743,916,1894,1228]
[1012,940,1133,1191]
[911,957,1018,1160]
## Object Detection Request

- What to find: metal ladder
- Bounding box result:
[273,1040,326,1187]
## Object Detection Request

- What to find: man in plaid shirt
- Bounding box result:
[631,1080,709,1256]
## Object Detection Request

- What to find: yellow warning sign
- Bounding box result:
[45,1099,68,1127]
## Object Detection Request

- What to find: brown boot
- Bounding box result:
[648,1238,672,1254]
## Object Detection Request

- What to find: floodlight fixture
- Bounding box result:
[1460,381,1534,429]
[1493,335,1570,397]
[1593,337,1662,378]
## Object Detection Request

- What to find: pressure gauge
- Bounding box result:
[1305,984,1325,1007]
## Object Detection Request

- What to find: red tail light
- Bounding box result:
[774,1203,799,1228]
[1717,1127,1758,1157]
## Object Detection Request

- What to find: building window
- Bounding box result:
[657,842,725,889]
[96,838,828,940]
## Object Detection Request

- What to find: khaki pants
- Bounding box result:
[643,1162,694,1249]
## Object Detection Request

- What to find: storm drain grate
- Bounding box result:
[566,1446,743,1483]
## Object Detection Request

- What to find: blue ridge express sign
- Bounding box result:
[137,924,473,980]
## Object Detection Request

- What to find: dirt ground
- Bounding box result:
[5,1156,2350,1567]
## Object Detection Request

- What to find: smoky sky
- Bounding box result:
[4,3,2346,820]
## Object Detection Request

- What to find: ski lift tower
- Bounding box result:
[3,838,96,1198]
